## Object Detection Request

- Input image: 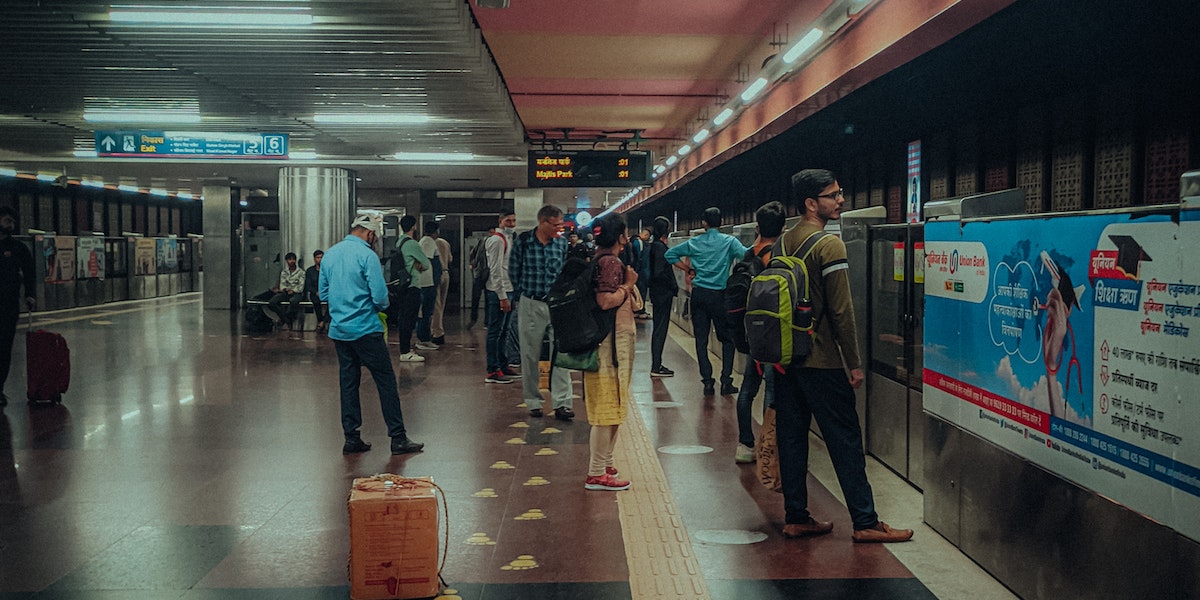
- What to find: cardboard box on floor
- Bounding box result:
[348,476,440,600]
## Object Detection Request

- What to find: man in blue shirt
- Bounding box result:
[319,214,424,455]
[665,207,748,396]
[509,204,573,420]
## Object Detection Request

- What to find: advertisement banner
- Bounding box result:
[75,237,106,280]
[156,239,178,273]
[924,211,1200,542]
[43,236,76,283]
[135,238,156,275]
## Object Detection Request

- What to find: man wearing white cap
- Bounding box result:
[319,214,424,455]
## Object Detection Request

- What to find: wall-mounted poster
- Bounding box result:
[44,236,76,283]
[924,208,1200,542]
[135,237,156,275]
[156,238,178,272]
[906,140,922,224]
[75,237,106,280]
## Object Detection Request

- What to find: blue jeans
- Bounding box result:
[485,290,513,372]
[333,333,408,440]
[416,285,437,342]
[737,354,775,448]
[774,366,878,530]
[689,286,735,386]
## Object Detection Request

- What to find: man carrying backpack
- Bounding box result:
[774,169,912,543]
[665,207,748,396]
[510,204,574,420]
[732,201,785,464]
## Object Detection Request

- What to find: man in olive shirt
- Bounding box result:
[774,169,912,543]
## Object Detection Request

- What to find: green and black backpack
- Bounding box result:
[744,230,829,367]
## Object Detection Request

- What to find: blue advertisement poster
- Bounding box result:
[924,209,1199,542]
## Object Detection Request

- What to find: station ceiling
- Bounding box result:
[0,0,831,203]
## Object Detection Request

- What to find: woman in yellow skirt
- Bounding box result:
[584,214,641,491]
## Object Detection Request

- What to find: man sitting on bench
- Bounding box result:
[304,249,329,333]
[268,251,305,330]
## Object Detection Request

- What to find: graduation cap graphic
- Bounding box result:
[1106,234,1151,279]
[1039,251,1083,311]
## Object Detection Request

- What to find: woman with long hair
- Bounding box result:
[583,214,641,491]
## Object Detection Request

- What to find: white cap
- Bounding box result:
[351,214,381,235]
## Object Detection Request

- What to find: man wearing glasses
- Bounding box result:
[509,204,575,420]
[773,169,912,543]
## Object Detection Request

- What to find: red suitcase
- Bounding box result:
[26,319,70,403]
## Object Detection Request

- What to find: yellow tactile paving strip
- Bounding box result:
[613,400,712,600]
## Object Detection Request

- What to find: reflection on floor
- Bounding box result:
[0,295,1017,599]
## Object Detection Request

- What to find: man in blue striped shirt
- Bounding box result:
[319,214,423,456]
[665,207,749,396]
[509,204,574,420]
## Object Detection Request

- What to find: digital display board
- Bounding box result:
[527,150,651,188]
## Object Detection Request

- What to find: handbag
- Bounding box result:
[756,406,782,492]
[554,347,599,372]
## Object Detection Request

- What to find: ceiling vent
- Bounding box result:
[474,0,510,7]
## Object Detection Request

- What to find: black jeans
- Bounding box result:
[268,291,302,324]
[774,366,878,529]
[737,355,776,447]
[333,333,408,440]
[689,286,735,386]
[393,286,422,353]
[649,290,674,370]
[0,306,18,389]
[304,291,327,325]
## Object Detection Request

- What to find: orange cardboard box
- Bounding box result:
[348,476,440,600]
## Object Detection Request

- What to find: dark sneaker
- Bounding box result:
[342,438,372,454]
[390,438,425,455]
[720,383,739,396]
[432,336,445,345]
[703,382,715,396]
[529,407,543,418]
[554,406,574,421]
[852,522,913,543]
[501,366,520,377]
[485,371,512,384]
[650,366,674,377]
[783,518,834,538]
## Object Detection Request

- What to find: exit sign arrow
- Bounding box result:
[100,136,116,151]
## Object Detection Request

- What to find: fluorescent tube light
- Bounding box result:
[149,188,168,197]
[654,165,666,174]
[315,113,430,124]
[177,192,193,200]
[109,9,313,26]
[692,129,710,144]
[665,156,678,166]
[289,151,320,159]
[0,169,16,178]
[82,179,105,188]
[782,28,824,64]
[117,184,139,193]
[36,174,57,182]
[84,110,201,124]
[74,150,98,158]
[394,152,475,161]
[677,145,692,156]
[740,77,769,103]
[713,108,735,126]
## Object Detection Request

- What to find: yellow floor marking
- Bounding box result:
[522,476,549,486]
[509,422,530,428]
[504,437,527,445]
[540,427,562,434]
[614,388,712,599]
[514,509,545,520]
[465,533,497,545]
[500,555,538,571]
[534,447,558,456]
[434,588,464,600]
[489,461,515,470]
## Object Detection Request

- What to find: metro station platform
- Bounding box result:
[1,295,1016,599]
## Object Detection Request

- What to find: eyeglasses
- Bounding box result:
[816,189,845,199]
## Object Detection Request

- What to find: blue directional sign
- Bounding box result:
[94,131,289,158]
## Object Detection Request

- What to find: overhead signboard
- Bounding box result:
[527,150,651,188]
[94,130,289,158]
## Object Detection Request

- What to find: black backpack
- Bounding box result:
[547,255,617,354]
[469,232,506,284]
[243,290,276,335]
[388,237,417,289]
[725,245,772,354]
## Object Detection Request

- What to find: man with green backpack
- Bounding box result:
[767,169,913,543]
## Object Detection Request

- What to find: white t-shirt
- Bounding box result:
[417,236,438,288]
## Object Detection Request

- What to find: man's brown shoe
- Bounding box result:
[782,518,834,538]
[852,522,913,543]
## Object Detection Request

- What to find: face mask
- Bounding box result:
[503,227,515,236]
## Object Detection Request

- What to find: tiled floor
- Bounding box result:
[0,295,1018,599]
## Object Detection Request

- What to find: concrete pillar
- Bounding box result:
[201,181,234,309]
[513,189,544,230]
[278,167,356,268]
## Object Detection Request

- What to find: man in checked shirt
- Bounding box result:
[510,204,575,420]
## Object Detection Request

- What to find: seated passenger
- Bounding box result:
[304,249,329,333]
[268,252,305,330]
